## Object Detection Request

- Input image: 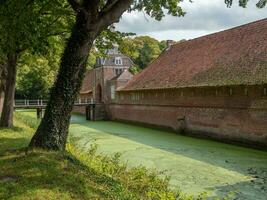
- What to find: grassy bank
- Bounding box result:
[0,111,206,200]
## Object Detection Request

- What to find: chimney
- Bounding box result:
[166,40,175,50]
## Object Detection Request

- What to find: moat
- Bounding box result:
[69,114,267,199]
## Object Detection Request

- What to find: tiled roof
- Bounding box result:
[110,69,133,81]
[122,18,267,91]
[80,70,93,94]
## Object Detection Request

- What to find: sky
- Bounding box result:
[116,0,267,41]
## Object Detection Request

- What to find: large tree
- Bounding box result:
[29,0,266,150]
[0,0,73,127]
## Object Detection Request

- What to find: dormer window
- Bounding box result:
[97,58,105,66]
[115,57,122,65]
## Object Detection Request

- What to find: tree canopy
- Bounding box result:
[0,0,74,57]
[16,36,66,99]
[0,0,75,127]
[119,36,166,71]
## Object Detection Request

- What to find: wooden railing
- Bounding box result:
[74,98,94,105]
[14,99,48,108]
[14,98,94,108]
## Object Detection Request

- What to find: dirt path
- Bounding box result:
[70,115,267,199]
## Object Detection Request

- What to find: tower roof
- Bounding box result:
[95,54,133,67]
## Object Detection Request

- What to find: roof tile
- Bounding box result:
[122,18,267,91]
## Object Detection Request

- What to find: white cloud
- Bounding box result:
[115,0,267,41]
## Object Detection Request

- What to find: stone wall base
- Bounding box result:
[108,104,267,150]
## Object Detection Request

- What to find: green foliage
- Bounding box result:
[131,0,187,20]
[95,27,136,55]
[130,0,265,21]
[87,51,97,69]
[129,65,142,74]
[16,55,55,99]
[0,0,73,56]
[15,36,66,99]
[225,0,267,8]
[14,110,40,129]
[16,49,55,98]
[0,0,74,100]
[67,142,199,200]
[15,33,166,98]
[120,36,166,69]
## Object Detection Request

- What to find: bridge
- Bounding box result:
[14,99,97,119]
[14,99,93,109]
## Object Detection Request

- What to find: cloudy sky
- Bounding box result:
[116,0,267,41]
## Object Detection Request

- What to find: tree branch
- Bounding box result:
[83,0,100,21]
[67,0,81,12]
[101,0,118,12]
[98,0,132,31]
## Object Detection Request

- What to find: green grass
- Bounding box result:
[0,111,205,200]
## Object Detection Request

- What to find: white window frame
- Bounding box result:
[111,85,116,100]
[115,57,122,65]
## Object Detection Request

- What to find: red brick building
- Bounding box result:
[79,19,267,149]
[74,46,134,114]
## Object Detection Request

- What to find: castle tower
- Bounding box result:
[93,46,133,103]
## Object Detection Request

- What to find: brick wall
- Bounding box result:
[78,93,92,100]
[108,85,267,149]
[103,67,115,102]
[72,106,86,115]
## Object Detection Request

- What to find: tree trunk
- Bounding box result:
[0,90,4,116]
[29,12,98,150]
[0,64,5,115]
[0,53,18,128]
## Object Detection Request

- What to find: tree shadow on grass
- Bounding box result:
[0,136,29,154]
[0,126,24,133]
[0,149,129,200]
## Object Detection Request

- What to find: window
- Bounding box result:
[115,68,123,75]
[115,57,122,65]
[111,85,115,100]
[115,69,119,75]
[97,58,105,65]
